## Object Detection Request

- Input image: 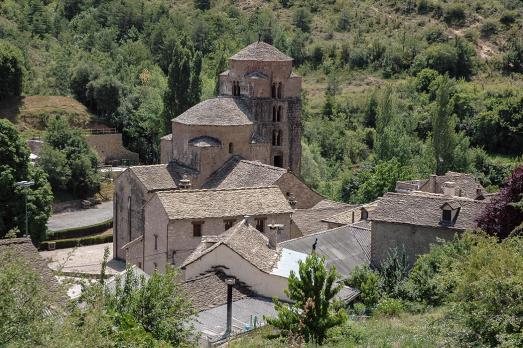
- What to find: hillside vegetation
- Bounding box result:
[0,0,522,200]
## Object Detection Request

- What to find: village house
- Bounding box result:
[396,171,486,199]
[370,191,489,267]
[121,186,293,273]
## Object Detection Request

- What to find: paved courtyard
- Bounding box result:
[47,201,113,231]
[40,242,125,276]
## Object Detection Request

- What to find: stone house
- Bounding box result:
[370,192,488,267]
[122,186,293,274]
[396,171,486,199]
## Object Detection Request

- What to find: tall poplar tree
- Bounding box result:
[432,76,456,175]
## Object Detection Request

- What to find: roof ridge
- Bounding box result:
[385,191,485,202]
[280,224,370,244]
[239,159,287,172]
[157,185,280,196]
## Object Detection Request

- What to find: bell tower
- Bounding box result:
[218,42,302,174]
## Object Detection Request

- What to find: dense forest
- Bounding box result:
[1,0,522,203]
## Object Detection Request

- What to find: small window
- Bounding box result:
[229,142,234,154]
[224,219,236,231]
[255,217,266,233]
[361,209,368,220]
[138,262,142,268]
[272,106,277,122]
[277,106,282,121]
[192,222,203,237]
[153,262,158,270]
[154,234,158,250]
[442,210,452,224]
[273,155,283,168]
[271,83,276,98]
[277,82,282,98]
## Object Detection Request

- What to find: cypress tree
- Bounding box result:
[189,51,202,106]
[432,76,456,175]
[214,52,227,96]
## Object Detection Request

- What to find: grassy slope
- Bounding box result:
[0,95,108,136]
[229,308,446,348]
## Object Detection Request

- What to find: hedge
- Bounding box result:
[47,219,113,240]
[41,233,112,250]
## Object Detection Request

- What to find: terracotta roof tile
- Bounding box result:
[371,192,488,230]
[174,97,252,126]
[155,186,292,220]
[230,42,292,61]
[203,156,287,189]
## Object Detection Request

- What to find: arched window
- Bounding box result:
[229,142,234,154]
[271,83,276,98]
[272,106,277,122]
[276,130,282,146]
[277,106,282,122]
[272,130,277,146]
[277,82,282,98]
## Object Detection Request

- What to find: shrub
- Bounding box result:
[352,302,367,316]
[443,236,523,346]
[443,3,466,26]
[480,20,497,38]
[293,7,312,33]
[346,265,381,308]
[40,233,112,250]
[500,11,517,26]
[374,298,405,317]
[47,219,113,240]
[413,43,458,76]
[415,68,439,93]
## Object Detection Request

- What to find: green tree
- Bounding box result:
[40,117,100,198]
[346,265,381,308]
[163,41,194,132]
[293,7,312,33]
[194,0,211,11]
[0,120,52,244]
[189,50,202,106]
[432,76,457,175]
[0,40,23,101]
[87,76,123,118]
[267,253,347,344]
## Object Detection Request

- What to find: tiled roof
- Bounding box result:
[202,156,286,189]
[0,238,62,297]
[174,97,252,126]
[280,224,371,278]
[292,200,357,236]
[129,161,199,192]
[182,220,281,273]
[230,42,292,61]
[181,271,255,312]
[155,186,292,220]
[321,207,361,225]
[371,192,488,230]
[129,164,177,191]
[420,171,485,199]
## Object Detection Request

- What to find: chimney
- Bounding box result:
[179,174,191,190]
[442,181,456,196]
[287,193,297,209]
[429,175,437,193]
[267,224,283,249]
[224,277,236,338]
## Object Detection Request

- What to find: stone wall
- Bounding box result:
[113,170,149,260]
[371,221,461,267]
[85,133,139,164]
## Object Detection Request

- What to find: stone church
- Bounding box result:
[113,42,332,269]
[160,41,302,184]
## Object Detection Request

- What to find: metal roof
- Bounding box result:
[279,224,371,278]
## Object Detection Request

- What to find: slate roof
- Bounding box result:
[321,207,361,225]
[230,42,292,61]
[202,156,287,189]
[174,97,252,126]
[280,224,371,278]
[420,171,485,199]
[128,161,199,192]
[181,271,255,312]
[371,192,488,230]
[0,238,62,297]
[155,186,292,220]
[129,164,177,191]
[292,200,357,236]
[182,220,281,273]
